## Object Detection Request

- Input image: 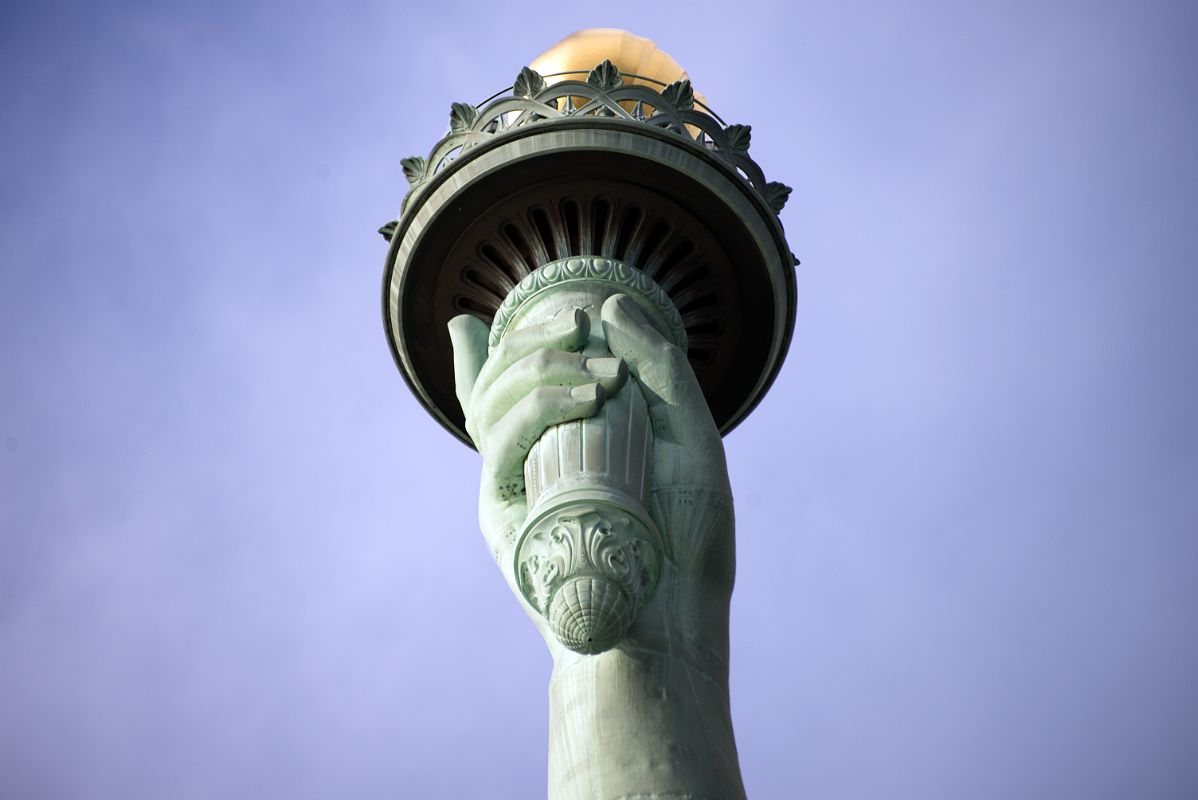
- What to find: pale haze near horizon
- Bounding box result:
[2,1,1196,798]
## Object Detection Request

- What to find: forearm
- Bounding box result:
[547,645,746,800]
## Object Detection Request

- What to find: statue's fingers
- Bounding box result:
[484,383,606,477]
[472,308,590,406]
[599,293,676,381]
[473,349,627,434]
[448,314,490,418]
[600,294,712,439]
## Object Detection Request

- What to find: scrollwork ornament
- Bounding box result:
[516,509,661,654]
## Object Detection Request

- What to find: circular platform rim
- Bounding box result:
[382,117,796,449]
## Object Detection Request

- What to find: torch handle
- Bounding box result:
[506,286,665,654]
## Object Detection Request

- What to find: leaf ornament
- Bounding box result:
[400,156,427,186]
[449,102,479,133]
[660,79,694,111]
[587,60,623,92]
[764,182,792,214]
[725,124,752,154]
[512,66,546,99]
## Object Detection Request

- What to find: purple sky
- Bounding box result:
[2,1,1197,797]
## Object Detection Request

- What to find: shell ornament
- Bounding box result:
[518,510,660,655]
[548,575,636,654]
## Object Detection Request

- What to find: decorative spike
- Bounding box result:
[377,220,398,242]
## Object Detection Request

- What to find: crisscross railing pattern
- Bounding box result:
[379,60,792,240]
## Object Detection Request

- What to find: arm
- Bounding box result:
[449,294,746,800]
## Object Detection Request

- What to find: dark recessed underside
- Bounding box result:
[384,120,795,448]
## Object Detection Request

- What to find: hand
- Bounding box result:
[447,306,628,645]
[449,294,735,677]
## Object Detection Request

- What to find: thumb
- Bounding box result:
[600,293,690,394]
[599,293,669,370]
[601,293,715,445]
[447,314,489,418]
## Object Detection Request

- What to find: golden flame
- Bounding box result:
[529,28,709,110]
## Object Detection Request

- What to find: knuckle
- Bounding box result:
[530,385,558,405]
[468,426,487,454]
[468,388,490,421]
[483,429,507,462]
[528,348,554,373]
[659,342,689,371]
[489,337,514,367]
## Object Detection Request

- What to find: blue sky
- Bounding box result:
[2,1,1196,797]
